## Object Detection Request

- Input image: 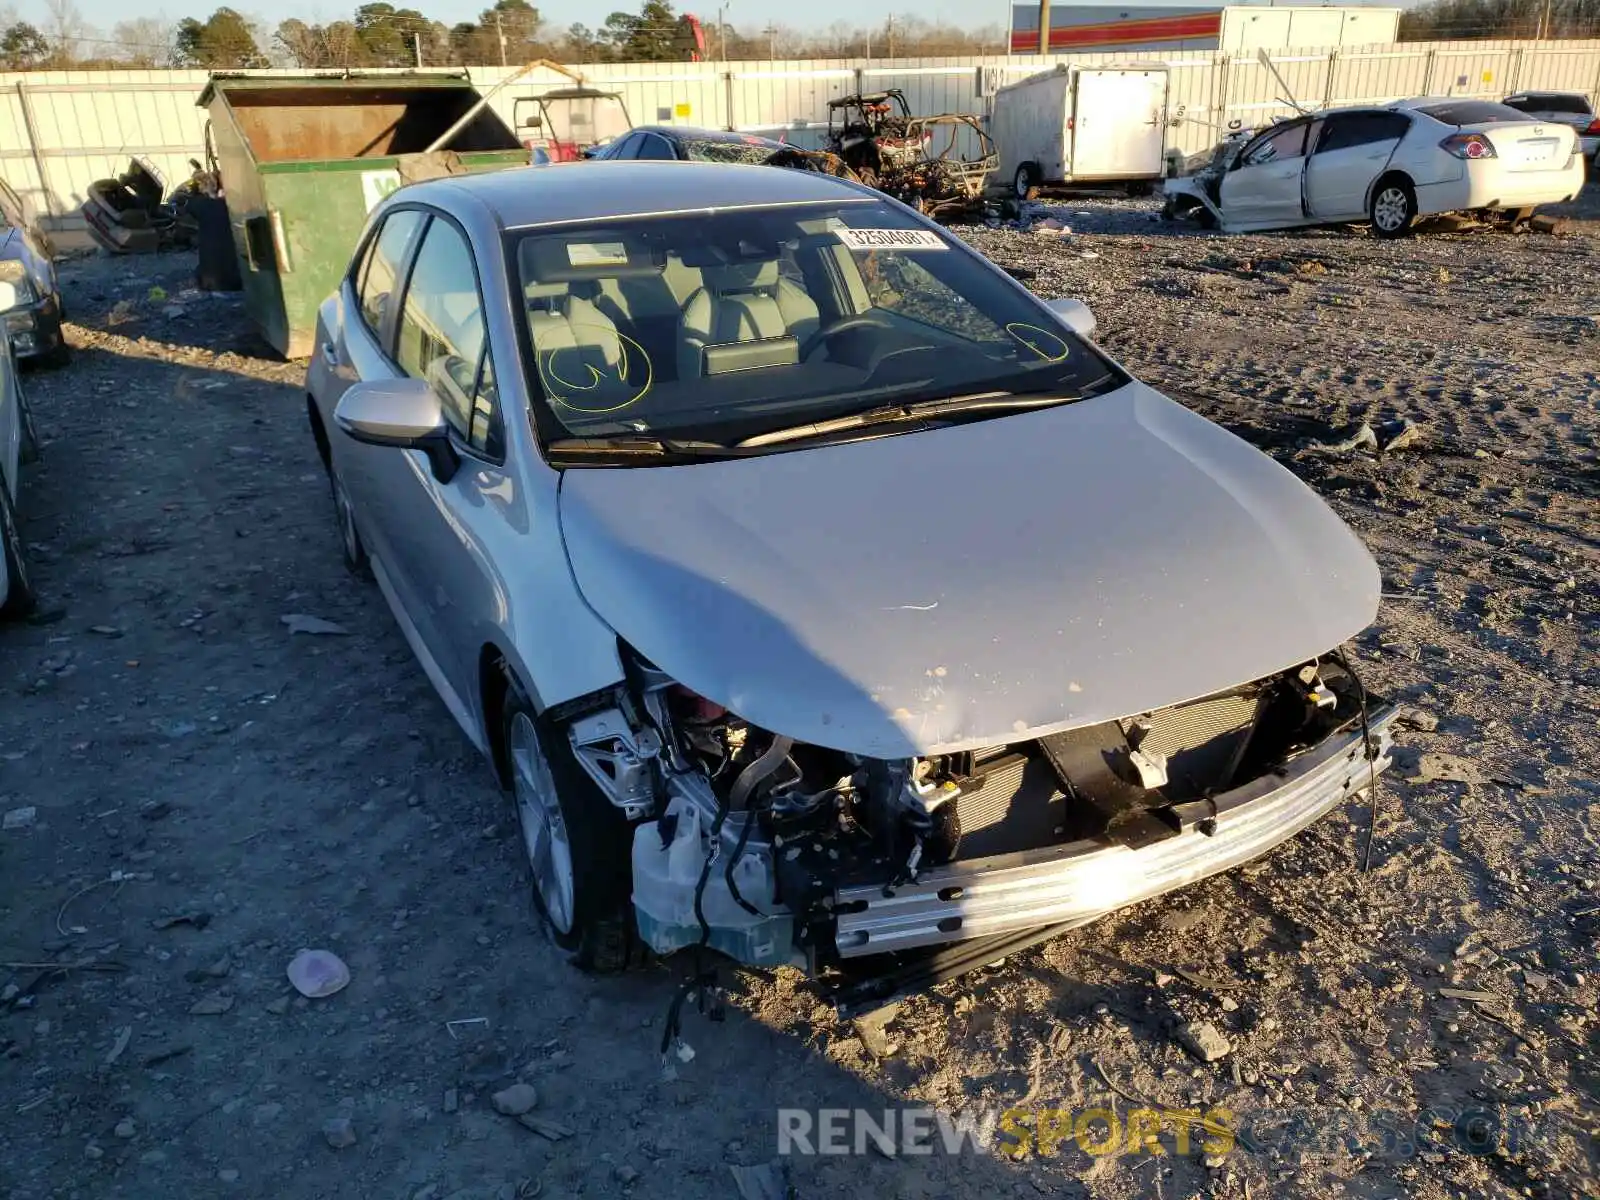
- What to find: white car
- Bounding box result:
[0,279,38,618]
[1164,97,1586,236]
[1502,90,1599,165]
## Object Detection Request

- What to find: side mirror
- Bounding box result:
[1045,297,1097,340]
[0,281,19,312]
[334,377,458,483]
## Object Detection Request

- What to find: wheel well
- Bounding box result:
[307,396,330,469]
[1368,170,1415,210]
[480,647,513,788]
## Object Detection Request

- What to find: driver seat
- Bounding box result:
[678,261,819,379]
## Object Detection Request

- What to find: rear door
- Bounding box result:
[1070,69,1167,180]
[1219,119,1314,226]
[1305,111,1410,220]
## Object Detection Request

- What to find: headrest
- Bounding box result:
[526,281,568,301]
[705,260,778,292]
[523,236,663,283]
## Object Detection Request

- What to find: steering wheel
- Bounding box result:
[799,314,892,360]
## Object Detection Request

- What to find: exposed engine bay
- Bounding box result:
[557,649,1390,973]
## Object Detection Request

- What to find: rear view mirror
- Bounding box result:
[0,281,19,312]
[334,377,458,482]
[1045,297,1097,340]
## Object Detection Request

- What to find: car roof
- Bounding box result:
[411,161,874,230]
[1505,90,1587,100]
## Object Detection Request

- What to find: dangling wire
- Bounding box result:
[1333,647,1381,871]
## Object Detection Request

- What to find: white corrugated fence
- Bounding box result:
[3,38,1598,227]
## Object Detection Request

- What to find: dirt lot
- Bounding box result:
[2,189,1598,1200]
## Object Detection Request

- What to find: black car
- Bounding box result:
[0,175,66,367]
[588,125,828,168]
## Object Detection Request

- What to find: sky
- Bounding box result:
[9,0,1420,43]
[10,0,1199,38]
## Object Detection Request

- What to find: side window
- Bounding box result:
[1502,95,1537,113]
[608,133,641,159]
[394,217,501,457]
[1241,122,1309,167]
[635,134,676,161]
[1318,113,1409,153]
[356,209,424,342]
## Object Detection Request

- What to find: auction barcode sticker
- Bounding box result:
[834,228,948,251]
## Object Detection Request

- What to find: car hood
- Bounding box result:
[557,382,1380,758]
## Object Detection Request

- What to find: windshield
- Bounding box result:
[683,136,783,164]
[508,199,1121,454]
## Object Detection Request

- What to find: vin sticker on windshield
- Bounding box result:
[834,228,948,251]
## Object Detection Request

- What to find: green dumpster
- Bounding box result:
[199,73,529,358]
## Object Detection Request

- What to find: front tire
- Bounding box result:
[326,457,368,576]
[0,477,37,619]
[1369,177,1417,238]
[503,689,634,972]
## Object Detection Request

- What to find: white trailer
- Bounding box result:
[991,64,1170,199]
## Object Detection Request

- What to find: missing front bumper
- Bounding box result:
[831,705,1397,958]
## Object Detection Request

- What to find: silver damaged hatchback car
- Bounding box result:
[305,163,1396,1002]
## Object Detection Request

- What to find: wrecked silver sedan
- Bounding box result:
[305,162,1395,1006]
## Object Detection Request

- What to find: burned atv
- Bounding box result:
[826,89,920,186]
[896,115,999,220]
[827,92,998,221]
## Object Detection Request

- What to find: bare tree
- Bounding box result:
[111,16,175,65]
[43,0,90,58]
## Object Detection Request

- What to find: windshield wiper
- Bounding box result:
[545,435,739,462]
[735,390,1083,450]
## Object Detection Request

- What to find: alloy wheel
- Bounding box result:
[1373,187,1409,232]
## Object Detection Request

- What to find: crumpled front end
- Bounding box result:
[557,647,1394,979]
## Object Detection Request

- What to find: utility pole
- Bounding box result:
[1038,0,1051,56]
[413,31,423,67]
[887,14,894,58]
[495,11,507,67]
[716,3,727,63]
[764,23,776,60]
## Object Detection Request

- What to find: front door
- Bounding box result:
[1218,119,1314,227]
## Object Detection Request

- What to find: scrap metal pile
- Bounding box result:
[80,157,221,255]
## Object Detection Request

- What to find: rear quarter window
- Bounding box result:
[1416,101,1532,126]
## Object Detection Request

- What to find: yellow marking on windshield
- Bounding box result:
[1005,323,1071,363]
[537,325,655,415]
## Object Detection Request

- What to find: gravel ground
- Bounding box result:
[2,184,1598,1200]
